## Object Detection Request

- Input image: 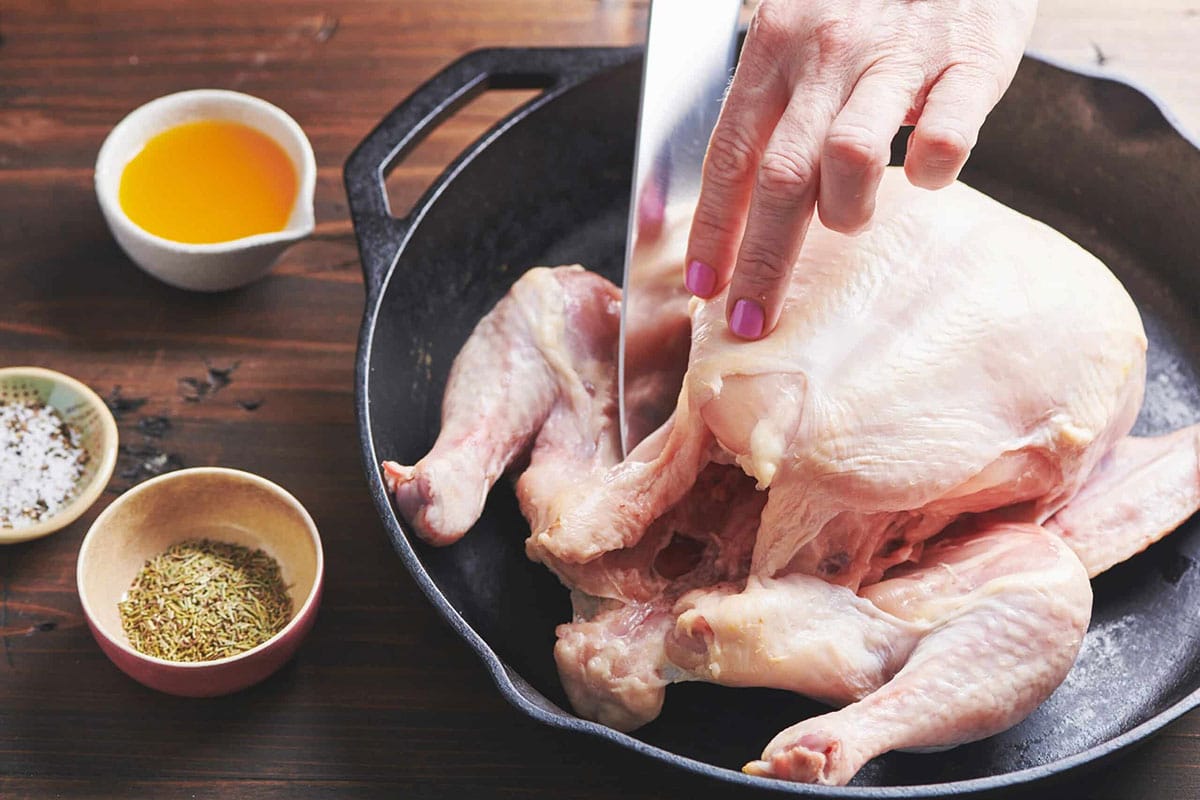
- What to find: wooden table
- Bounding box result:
[2,2,1197,797]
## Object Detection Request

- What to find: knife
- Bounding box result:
[618,0,742,456]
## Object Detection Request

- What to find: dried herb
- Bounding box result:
[205,360,238,390]
[177,376,207,402]
[116,443,183,482]
[118,539,292,662]
[135,415,171,438]
[178,360,239,402]
[104,386,147,419]
[1,400,90,528]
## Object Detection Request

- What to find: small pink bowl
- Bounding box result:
[76,467,323,696]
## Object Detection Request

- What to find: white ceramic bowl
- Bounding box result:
[94,89,317,292]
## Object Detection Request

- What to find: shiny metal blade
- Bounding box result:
[618,0,741,455]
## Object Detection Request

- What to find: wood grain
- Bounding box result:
[0,2,1197,798]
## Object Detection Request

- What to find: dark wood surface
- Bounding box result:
[1,2,1198,798]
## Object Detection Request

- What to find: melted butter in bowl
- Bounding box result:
[119,120,298,245]
[95,90,316,292]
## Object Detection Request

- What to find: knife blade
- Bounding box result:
[618,0,741,456]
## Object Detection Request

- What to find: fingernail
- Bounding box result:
[729,298,765,340]
[685,260,717,297]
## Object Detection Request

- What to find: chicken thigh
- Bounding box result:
[383,168,1200,785]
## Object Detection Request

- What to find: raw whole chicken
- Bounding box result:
[383,168,1200,785]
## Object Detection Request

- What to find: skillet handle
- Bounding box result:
[343,46,639,301]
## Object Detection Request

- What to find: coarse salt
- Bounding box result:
[0,400,90,528]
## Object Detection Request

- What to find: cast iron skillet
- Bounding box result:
[345,45,1200,797]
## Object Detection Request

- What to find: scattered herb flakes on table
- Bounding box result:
[119,539,293,661]
[0,400,89,528]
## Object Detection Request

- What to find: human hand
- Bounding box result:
[683,0,1039,339]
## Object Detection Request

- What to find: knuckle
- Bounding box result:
[686,199,739,251]
[756,149,818,202]
[809,18,854,65]
[823,125,886,174]
[915,124,973,168]
[705,126,759,191]
[750,0,792,50]
[737,243,792,286]
[951,60,1009,105]
[689,198,741,246]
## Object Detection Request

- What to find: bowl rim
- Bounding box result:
[0,366,119,544]
[93,88,318,255]
[76,466,325,669]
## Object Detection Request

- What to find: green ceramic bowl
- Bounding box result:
[0,367,119,544]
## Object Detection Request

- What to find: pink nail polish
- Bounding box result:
[729,299,765,340]
[685,260,717,297]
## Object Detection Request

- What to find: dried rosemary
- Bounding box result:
[118,539,292,662]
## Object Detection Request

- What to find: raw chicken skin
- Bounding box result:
[528,170,1146,583]
[383,168,1200,785]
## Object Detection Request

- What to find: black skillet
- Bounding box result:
[345,45,1200,797]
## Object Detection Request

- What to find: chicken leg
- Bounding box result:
[731,523,1092,784]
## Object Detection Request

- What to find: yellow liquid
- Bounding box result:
[119,120,298,244]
